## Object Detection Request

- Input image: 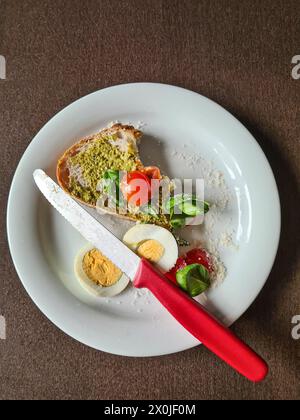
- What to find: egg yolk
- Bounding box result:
[82,249,122,287]
[137,240,165,263]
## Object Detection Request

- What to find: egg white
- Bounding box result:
[123,224,178,273]
[74,244,130,297]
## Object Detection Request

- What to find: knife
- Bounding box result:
[33,169,268,382]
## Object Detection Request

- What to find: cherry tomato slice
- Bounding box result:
[185,248,213,273]
[165,248,214,284]
[142,167,161,199]
[120,171,152,207]
[141,166,162,180]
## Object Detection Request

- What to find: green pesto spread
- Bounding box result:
[67,134,171,228]
[132,209,170,228]
[68,134,139,204]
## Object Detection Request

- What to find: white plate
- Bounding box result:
[7,83,281,356]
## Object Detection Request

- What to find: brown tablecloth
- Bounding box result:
[0,0,299,400]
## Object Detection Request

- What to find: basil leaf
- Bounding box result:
[178,201,202,216]
[186,276,209,297]
[176,263,211,297]
[164,194,192,213]
[170,215,186,229]
[178,198,210,217]
[102,170,124,207]
[186,265,210,297]
[165,194,210,229]
[165,194,210,215]
[203,201,210,214]
[103,169,119,181]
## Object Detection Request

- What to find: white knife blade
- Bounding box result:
[33,169,140,280]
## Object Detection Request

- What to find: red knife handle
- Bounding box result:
[133,259,268,382]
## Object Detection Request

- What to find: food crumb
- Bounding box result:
[219,232,239,250]
[107,120,120,128]
[136,121,147,129]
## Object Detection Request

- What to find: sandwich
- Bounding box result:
[57,123,209,230]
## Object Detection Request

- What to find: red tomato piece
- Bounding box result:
[185,248,213,273]
[165,248,214,284]
[120,171,152,207]
[141,166,162,180]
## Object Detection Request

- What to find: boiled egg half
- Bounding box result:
[123,224,178,273]
[74,244,130,297]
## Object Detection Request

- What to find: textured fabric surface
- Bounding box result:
[0,0,299,400]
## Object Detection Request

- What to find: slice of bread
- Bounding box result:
[57,123,171,229]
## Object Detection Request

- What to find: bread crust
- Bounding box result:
[56,124,149,223]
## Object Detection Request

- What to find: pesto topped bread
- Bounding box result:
[57,123,171,228]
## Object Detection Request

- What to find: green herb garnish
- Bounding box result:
[103,169,120,182]
[170,214,186,229]
[102,170,124,207]
[164,194,210,229]
[176,263,211,297]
